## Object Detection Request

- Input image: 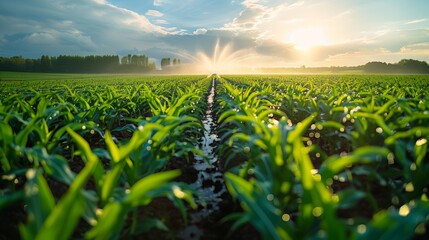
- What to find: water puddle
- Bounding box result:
[177,77,226,239]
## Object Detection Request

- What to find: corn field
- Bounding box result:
[1,72,429,239]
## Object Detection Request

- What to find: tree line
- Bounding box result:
[0,54,181,73]
[161,58,181,68]
[362,59,429,74]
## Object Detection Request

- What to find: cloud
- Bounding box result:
[193,28,208,35]
[371,29,429,52]
[146,10,163,17]
[0,0,172,57]
[406,18,427,25]
[155,19,168,24]
[1,0,428,68]
[25,32,56,44]
[223,1,277,31]
[153,0,164,6]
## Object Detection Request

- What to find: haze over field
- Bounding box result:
[1,0,429,72]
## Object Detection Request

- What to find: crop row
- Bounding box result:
[0,75,211,239]
[216,74,429,239]
[1,73,429,239]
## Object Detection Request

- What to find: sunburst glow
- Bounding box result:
[286,27,331,52]
[195,40,251,74]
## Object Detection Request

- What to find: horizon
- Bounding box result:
[1,0,429,71]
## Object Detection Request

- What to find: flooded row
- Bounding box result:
[178,77,226,239]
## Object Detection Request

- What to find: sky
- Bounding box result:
[1,0,429,71]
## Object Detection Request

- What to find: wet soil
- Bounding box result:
[141,77,261,240]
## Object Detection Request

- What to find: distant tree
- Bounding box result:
[172,58,181,65]
[397,59,429,73]
[161,58,171,69]
[363,61,389,73]
[121,56,129,64]
[363,59,429,74]
[40,55,52,72]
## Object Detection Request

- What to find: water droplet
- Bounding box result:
[90,129,95,134]
[399,204,410,216]
[416,138,427,146]
[315,132,321,138]
[96,208,103,216]
[410,163,417,171]
[281,213,290,222]
[26,169,36,179]
[173,185,186,199]
[312,207,323,217]
[357,224,366,234]
[266,194,274,201]
[405,182,414,192]
[376,127,383,134]
[82,125,87,130]
[89,219,98,226]
[243,146,250,153]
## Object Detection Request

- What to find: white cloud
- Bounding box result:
[223,3,273,31]
[0,0,171,57]
[25,32,56,44]
[153,0,164,6]
[146,9,164,17]
[1,0,428,68]
[406,18,427,25]
[155,19,168,24]
[193,28,208,35]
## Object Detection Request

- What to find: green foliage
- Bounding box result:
[218,74,429,239]
[0,74,209,239]
[2,73,429,239]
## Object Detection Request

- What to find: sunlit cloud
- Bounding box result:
[146,10,163,17]
[0,0,428,68]
[155,19,168,25]
[193,28,208,35]
[153,0,164,6]
[406,18,427,25]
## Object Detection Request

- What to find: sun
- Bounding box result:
[286,27,330,52]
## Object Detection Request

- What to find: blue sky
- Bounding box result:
[1,0,428,69]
